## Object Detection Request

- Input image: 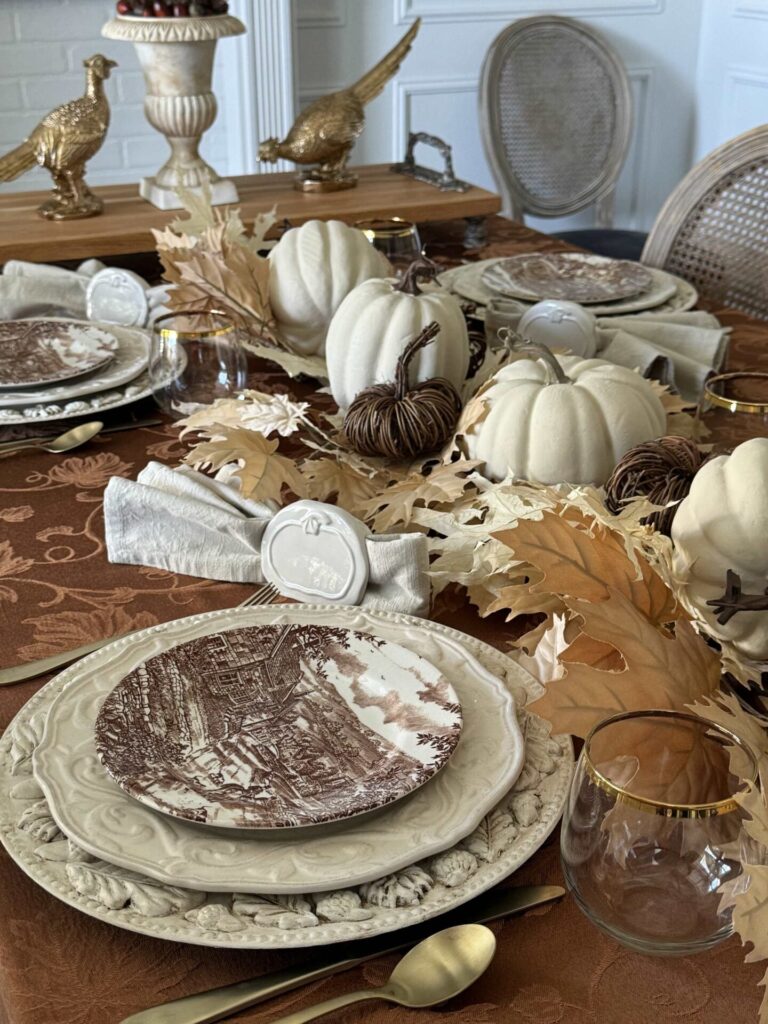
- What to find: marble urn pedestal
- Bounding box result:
[102,14,245,210]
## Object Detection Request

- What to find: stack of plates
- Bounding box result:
[0,318,151,426]
[438,251,698,319]
[0,604,572,949]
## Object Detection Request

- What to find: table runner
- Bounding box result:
[1,216,766,1024]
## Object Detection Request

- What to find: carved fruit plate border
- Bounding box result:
[0,605,573,949]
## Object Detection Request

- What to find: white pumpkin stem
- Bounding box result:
[395,321,441,399]
[396,255,441,296]
[497,328,572,385]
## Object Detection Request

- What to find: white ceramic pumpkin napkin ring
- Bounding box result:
[261,500,371,605]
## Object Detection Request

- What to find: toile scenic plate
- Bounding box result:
[481,252,654,304]
[0,319,117,388]
[95,623,463,831]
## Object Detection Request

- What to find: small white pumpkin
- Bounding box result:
[326,257,470,410]
[268,219,391,356]
[672,437,768,661]
[463,339,666,485]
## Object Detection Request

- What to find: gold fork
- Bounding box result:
[0,582,281,687]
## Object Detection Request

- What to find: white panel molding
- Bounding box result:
[394,0,665,25]
[623,66,655,230]
[392,76,477,161]
[297,0,347,28]
[732,0,768,21]
[224,0,297,174]
[721,65,768,139]
[725,65,768,89]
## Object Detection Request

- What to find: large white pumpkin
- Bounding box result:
[464,348,666,485]
[672,437,768,661]
[326,268,470,410]
[268,219,390,356]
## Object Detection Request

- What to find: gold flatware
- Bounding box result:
[0,582,280,686]
[0,418,165,453]
[268,923,496,1024]
[0,420,103,457]
[119,884,564,1024]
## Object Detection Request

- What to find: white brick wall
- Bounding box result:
[0,0,230,194]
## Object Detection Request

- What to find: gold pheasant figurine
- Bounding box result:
[0,54,117,220]
[259,20,421,191]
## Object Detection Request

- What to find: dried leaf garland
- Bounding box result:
[360,460,482,532]
[177,391,310,439]
[301,457,384,518]
[183,425,306,504]
[244,341,329,382]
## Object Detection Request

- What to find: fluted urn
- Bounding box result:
[102,14,245,210]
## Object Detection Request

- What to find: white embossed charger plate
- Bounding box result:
[0,319,117,388]
[32,606,520,892]
[95,624,463,830]
[0,322,148,408]
[2,606,572,948]
[438,260,698,317]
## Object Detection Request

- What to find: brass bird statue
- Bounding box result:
[259,19,421,191]
[0,54,117,220]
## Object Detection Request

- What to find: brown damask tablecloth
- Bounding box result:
[1,217,767,1024]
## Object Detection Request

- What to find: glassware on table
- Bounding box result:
[561,709,757,956]
[356,218,422,276]
[149,310,247,419]
[694,371,768,453]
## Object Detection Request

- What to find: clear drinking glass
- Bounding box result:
[695,371,768,453]
[561,709,757,956]
[355,218,422,276]
[149,310,247,419]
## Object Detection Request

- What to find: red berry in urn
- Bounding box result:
[172,2,190,14]
[343,321,463,460]
[116,0,133,13]
[153,0,171,14]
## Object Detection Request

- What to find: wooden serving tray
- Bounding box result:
[0,164,500,264]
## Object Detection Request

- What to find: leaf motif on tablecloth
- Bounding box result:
[18,800,61,843]
[461,809,518,864]
[45,453,133,489]
[0,541,34,587]
[359,866,433,908]
[17,607,159,662]
[0,505,34,522]
[231,893,319,930]
[66,860,204,917]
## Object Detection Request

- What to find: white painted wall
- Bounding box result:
[2,0,768,235]
[694,0,768,161]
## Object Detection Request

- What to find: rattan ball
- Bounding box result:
[343,321,463,460]
[604,435,708,535]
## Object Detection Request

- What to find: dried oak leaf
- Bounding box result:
[244,340,329,382]
[528,589,720,739]
[301,457,383,518]
[493,508,682,626]
[184,425,305,504]
[360,460,482,532]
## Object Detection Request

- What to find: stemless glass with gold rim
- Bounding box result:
[561,710,757,956]
[149,310,247,419]
[695,371,768,453]
[355,218,422,276]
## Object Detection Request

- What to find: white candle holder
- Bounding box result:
[102,14,245,211]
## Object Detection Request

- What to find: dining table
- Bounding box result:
[1,214,767,1024]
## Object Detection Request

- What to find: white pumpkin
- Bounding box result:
[672,437,768,661]
[463,344,666,485]
[326,261,470,410]
[268,219,390,356]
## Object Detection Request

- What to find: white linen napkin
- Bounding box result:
[596,311,729,402]
[104,462,431,617]
[0,259,108,321]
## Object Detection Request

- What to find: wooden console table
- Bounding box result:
[0,164,500,264]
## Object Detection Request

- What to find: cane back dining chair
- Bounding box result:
[642,125,768,320]
[479,15,645,259]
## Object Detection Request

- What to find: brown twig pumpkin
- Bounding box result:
[343,321,462,460]
[604,434,708,536]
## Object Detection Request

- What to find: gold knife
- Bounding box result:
[119,885,564,1024]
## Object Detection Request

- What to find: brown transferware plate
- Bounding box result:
[482,252,654,304]
[0,319,117,388]
[95,624,463,830]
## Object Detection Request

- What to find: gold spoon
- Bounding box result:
[268,924,496,1024]
[0,420,104,457]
